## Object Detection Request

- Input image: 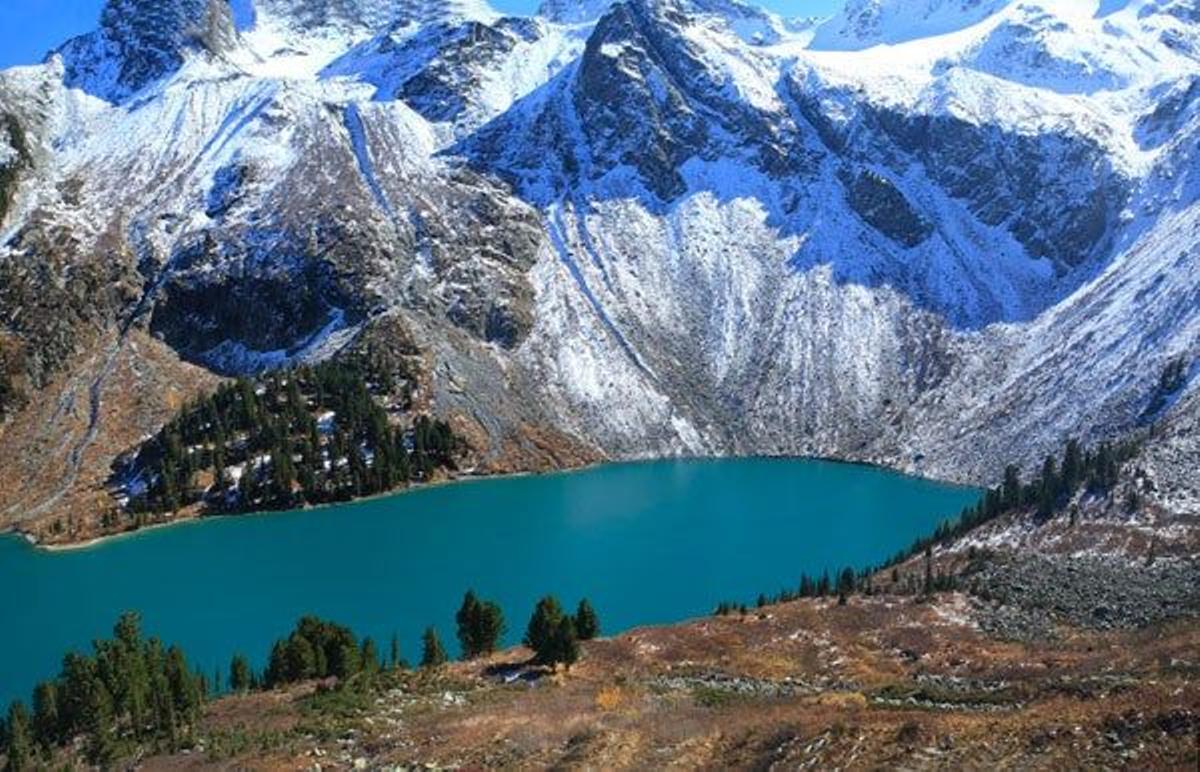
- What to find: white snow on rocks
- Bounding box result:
[0,0,1196,488]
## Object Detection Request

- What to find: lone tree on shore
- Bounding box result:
[455,590,506,660]
[390,633,403,670]
[524,596,565,664]
[574,598,600,640]
[524,595,582,669]
[837,567,855,602]
[553,615,580,670]
[420,627,447,669]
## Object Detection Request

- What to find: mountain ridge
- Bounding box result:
[0,0,1196,540]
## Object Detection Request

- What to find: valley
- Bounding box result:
[0,0,1197,767]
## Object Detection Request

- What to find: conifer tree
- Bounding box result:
[552,615,580,671]
[837,567,855,597]
[164,645,202,734]
[3,701,32,772]
[1002,464,1022,509]
[327,635,361,681]
[1062,439,1083,493]
[478,601,505,657]
[238,465,260,509]
[1037,455,1059,519]
[229,655,253,693]
[421,627,447,669]
[524,596,565,665]
[361,638,381,674]
[83,680,116,764]
[30,680,59,750]
[574,599,600,641]
[58,651,97,739]
[456,591,483,659]
[456,591,506,659]
[923,546,934,596]
[265,640,289,688]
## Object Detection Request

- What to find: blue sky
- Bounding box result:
[0,1,844,70]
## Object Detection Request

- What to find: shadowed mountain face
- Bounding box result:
[0,0,1197,523]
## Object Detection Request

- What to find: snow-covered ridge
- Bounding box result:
[539,0,618,24]
[0,0,1196,504]
[252,0,501,30]
[809,0,1013,50]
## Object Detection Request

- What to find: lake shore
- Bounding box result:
[9,466,533,553]
[0,456,982,708]
[7,454,982,553]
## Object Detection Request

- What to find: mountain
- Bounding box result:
[0,0,1197,537]
[540,0,617,23]
[56,0,238,101]
[809,0,1013,49]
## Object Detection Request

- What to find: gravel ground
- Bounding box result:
[967,553,1200,640]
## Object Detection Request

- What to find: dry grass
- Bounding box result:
[0,330,219,542]
[136,593,1198,770]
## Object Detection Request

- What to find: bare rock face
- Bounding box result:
[0,114,30,223]
[539,0,615,24]
[255,0,501,30]
[0,60,63,228]
[146,235,353,373]
[811,0,1011,50]
[787,80,1129,273]
[337,17,543,124]
[860,106,1127,271]
[472,0,812,204]
[574,1,709,200]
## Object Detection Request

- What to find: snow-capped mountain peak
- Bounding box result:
[251,0,499,31]
[539,0,787,38]
[0,0,1196,510]
[809,0,1013,50]
[55,0,237,101]
[539,0,618,24]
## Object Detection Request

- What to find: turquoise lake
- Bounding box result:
[0,458,978,705]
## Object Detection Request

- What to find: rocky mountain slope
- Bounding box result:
[0,0,1197,533]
